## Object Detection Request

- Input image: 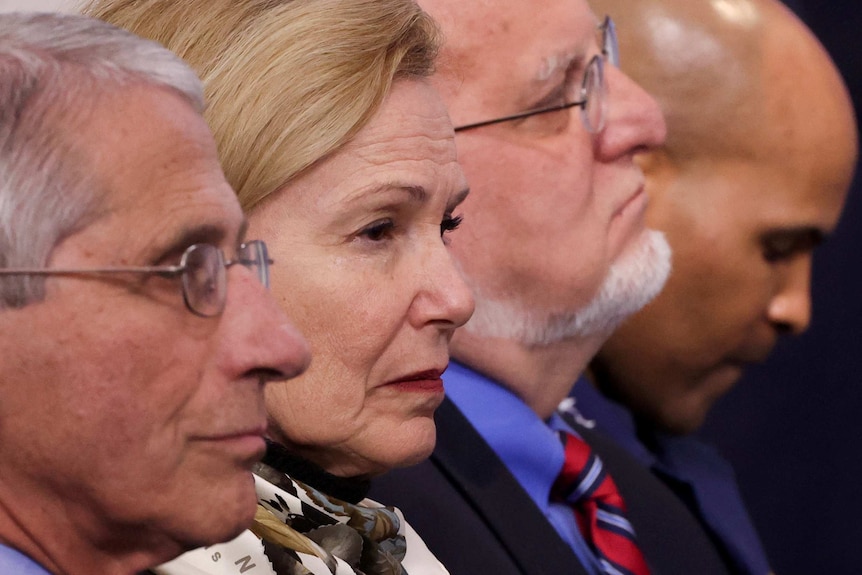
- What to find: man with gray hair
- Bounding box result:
[0,12,310,575]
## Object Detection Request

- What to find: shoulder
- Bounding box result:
[0,545,53,575]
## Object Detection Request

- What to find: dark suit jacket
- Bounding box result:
[370,397,732,575]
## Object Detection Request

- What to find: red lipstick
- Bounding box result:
[385,369,445,393]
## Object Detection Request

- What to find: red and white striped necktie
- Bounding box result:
[551,430,652,575]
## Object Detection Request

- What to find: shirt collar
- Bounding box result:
[444,361,565,511]
[568,375,657,467]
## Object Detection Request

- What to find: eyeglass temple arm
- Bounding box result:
[454,99,587,133]
[0,264,185,276]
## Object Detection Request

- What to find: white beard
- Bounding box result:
[462,228,672,346]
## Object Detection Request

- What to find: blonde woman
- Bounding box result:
[83,0,474,574]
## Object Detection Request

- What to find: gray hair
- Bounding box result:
[0,11,204,307]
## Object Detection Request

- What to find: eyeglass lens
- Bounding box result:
[582,57,606,134]
[580,16,616,134]
[181,244,227,317]
[602,16,619,67]
[179,240,272,317]
[451,16,617,134]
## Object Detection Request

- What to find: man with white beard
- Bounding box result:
[371,1,733,574]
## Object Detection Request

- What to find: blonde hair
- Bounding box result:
[83,0,439,211]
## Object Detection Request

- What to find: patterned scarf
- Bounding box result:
[251,459,408,574]
[154,458,410,575]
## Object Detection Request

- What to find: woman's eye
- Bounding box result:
[359,219,395,242]
[441,214,463,236]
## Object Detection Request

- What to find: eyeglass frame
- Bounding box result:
[0,239,273,317]
[453,15,619,134]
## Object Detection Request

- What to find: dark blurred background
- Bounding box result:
[700,1,862,573]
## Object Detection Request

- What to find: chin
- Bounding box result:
[654,397,712,436]
[663,413,706,436]
[184,473,259,546]
[386,418,437,471]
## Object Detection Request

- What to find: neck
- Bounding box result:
[0,483,178,575]
[260,440,371,504]
[451,328,605,420]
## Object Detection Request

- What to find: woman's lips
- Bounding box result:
[385,369,445,392]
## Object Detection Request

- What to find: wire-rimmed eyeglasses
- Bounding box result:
[0,240,273,317]
[453,15,619,134]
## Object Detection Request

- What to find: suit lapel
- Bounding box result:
[431,398,591,575]
[574,423,731,575]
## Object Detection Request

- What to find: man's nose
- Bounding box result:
[594,65,667,161]
[767,255,813,335]
[221,266,311,383]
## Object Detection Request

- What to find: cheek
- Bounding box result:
[665,234,772,352]
[69,328,207,451]
[264,373,353,447]
[277,261,402,380]
[264,262,409,445]
[456,147,604,300]
[458,134,595,231]
[3,313,206,492]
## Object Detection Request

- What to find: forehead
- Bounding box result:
[352,79,456,154]
[434,0,597,93]
[454,0,596,49]
[329,79,465,191]
[82,85,243,247]
[720,82,854,234]
[666,155,848,239]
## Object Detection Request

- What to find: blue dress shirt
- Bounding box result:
[569,376,771,575]
[444,361,602,575]
[0,544,51,575]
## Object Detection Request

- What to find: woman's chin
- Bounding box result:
[384,418,438,471]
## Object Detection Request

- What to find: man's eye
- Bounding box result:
[359,219,395,242]
[515,91,576,134]
[763,240,794,262]
[761,230,821,262]
[537,85,573,110]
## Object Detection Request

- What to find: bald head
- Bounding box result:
[596,0,855,159]
[590,0,858,434]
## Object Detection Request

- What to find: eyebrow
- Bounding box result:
[534,14,601,85]
[340,183,427,206]
[536,51,579,84]
[764,226,828,243]
[339,183,469,216]
[760,226,829,258]
[448,187,470,212]
[154,218,248,261]
[376,185,470,212]
[401,185,428,203]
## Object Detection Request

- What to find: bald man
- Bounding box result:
[567,0,857,573]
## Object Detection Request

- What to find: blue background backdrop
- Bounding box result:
[701,1,862,573]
